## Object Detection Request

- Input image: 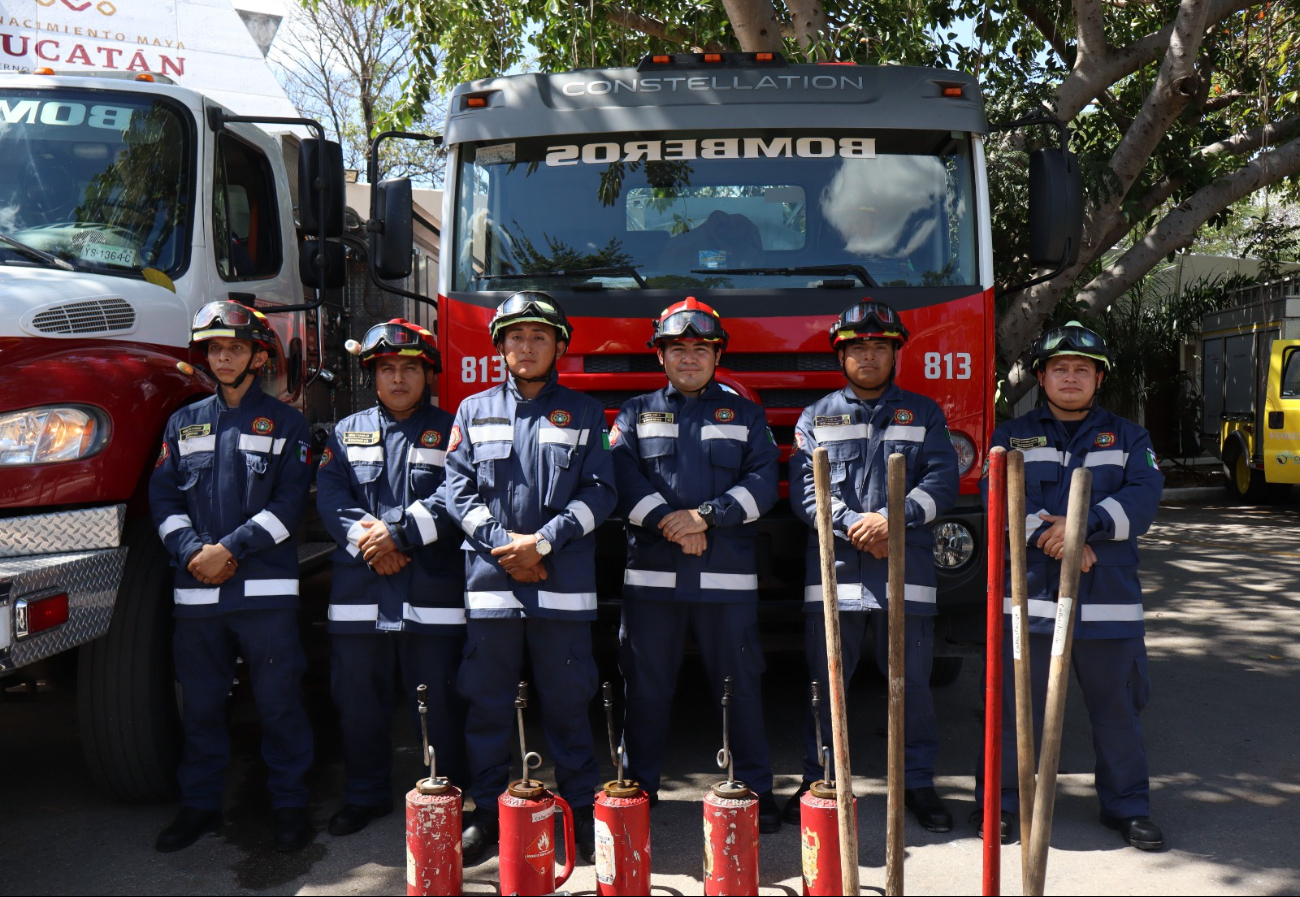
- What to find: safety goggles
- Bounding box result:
[497,294,561,319]
[193,301,257,330]
[839,301,900,328]
[360,323,424,354]
[656,309,725,341]
[1039,325,1103,353]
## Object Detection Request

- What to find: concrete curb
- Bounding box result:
[1161,486,1223,503]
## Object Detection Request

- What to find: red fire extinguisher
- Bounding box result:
[405,684,463,897]
[594,681,651,896]
[799,681,857,897]
[703,676,760,897]
[498,682,575,897]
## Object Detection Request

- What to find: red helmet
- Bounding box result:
[357,318,442,373]
[828,300,909,350]
[190,301,277,355]
[648,296,729,350]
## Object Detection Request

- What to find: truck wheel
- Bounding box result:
[1223,441,1268,503]
[77,519,181,802]
[929,656,964,687]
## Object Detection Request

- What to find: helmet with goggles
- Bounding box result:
[648,296,729,350]
[190,301,276,355]
[489,291,573,344]
[828,300,909,350]
[1029,321,1112,372]
[357,319,442,372]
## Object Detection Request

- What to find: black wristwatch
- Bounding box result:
[697,502,717,529]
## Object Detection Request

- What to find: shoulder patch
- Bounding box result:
[981,455,990,478]
[814,414,851,428]
[1095,431,1117,448]
[319,447,333,467]
[893,408,915,425]
[638,411,674,424]
[155,442,169,467]
[794,430,806,450]
[298,442,311,464]
[602,429,611,450]
[420,429,442,448]
[252,416,275,435]
[1146,447,1158,469]
[549,409,572,427]
[342,431,381,446]
[448,425,463,453]
[609,423,622,447]
[178,423,211,441]
[767,427,776,445]
[714,407,735,422]
[1009,436,1048,450]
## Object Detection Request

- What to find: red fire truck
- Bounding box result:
[0,69,421,800]
[437,54,1078,672]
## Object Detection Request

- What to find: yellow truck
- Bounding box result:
[1201,282,1300,500]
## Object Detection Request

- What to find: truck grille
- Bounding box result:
[31,298,135,334]
[758,388,828,409]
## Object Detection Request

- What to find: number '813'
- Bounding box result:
[924,352,972,379]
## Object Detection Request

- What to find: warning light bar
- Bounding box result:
[638,52,787,70]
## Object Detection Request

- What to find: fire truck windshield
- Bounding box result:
[0,89,193,279]
[451,129,976,295]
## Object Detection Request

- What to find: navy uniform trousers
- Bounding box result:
[803,611,938,788]
[459,617,600,811]
[620,599,771,796]
[976,633,1152,817]
[173,609,312,811]
[331,631,466,806]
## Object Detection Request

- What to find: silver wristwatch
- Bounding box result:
[534,535,552,557]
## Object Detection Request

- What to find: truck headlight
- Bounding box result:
[933,521,975,569]
[0,406,108,466]
[951,431,976,476]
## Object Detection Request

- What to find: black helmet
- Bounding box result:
[489,291,573,344]
[357,318,442,373]
[1029,321,1112,372]
[190,301,276,355]
[828,300,909,349]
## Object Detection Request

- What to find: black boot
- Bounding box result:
[782,781,813,825]
[328,803,393,837]
[155,807,223,853]
[971,808,1016,844]
[274,807,313,852]
[1101,814,1164,850]
[904,787,953,833]
[573,804,596,863]
[462,806,499,864]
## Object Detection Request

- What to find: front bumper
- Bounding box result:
[0,505,127,675]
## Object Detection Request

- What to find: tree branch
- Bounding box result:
[1202,89,1248,111]
[1074,0,1108,63]
[1198,114,1300,160]
[604,5,727,51]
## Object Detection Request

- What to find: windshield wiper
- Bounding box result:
[0,231,75,272]
[476,265,648,289]
[689,264,878,288]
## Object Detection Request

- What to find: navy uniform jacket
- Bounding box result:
[611,381,778,601]
[790,383,958,615]
[315,401,466,634]
[150,380,312,616]
[443,373,616,621]
[986,405,1163,640]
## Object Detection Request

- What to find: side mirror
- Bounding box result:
[371,177,413,280]
[298,138,345,238]
[299,239,346,289]
[1028,147,1082,269]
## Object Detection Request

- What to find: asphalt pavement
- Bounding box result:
[2,499,1298,895]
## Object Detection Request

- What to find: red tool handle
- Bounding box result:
[553,793,575,889]
[983,447,1007,895]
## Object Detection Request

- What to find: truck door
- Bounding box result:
[1263,340,1300,484]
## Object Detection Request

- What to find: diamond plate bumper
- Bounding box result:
[0,548,127,675]
[0,505,126,558]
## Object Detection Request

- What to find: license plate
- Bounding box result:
[80,243,138,267]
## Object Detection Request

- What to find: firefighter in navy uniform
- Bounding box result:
[975,322,1165,850]
[315,319,467,837]
[150,301,314,853]
[443,292,616,864]
[611,297,782,830]
[785,300,959,831]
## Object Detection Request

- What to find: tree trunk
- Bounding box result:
[719,0,785,52]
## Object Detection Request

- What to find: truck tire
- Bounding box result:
[929,656,964,687]
[77,518,181,802]
[1222,440,1268,503]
